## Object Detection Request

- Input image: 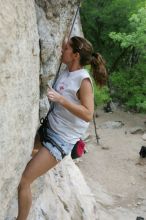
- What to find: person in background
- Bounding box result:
[16,36,107,220]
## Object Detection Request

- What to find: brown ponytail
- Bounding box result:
[70,36,108,86]
[91,53,108,87]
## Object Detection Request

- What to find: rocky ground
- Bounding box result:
[77,108,146,220]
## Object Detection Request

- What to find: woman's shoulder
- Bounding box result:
[79,68,91,79]
[78,68,89,73]
[74,68,90,77]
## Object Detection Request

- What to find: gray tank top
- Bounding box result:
[48,68,93,144]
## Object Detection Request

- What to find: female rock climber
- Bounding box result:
[16,36,107,220]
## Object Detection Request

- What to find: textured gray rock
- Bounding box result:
[142,133,146,141]
[0,0,40,219]
[0,0,99,219]
[130,127,144,134]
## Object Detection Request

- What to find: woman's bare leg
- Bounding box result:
[16,147,59,220]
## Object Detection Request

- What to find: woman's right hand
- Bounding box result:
[47,88,64,104]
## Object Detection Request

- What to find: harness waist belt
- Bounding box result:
[45,136,66,158]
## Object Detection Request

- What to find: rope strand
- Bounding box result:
[93,114,100,144]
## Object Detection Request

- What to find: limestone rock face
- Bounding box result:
[0,0,40,219]
[0,0,98,219]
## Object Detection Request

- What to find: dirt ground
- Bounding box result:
[77,108,146,220]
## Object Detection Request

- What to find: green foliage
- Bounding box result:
[108,6,146,112]
[109,7,146,50]
[110,63,146,112]
[81,1,146,112]
[93,82,111,107]
[80,0,146,69]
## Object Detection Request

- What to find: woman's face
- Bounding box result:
[61,41,75,65]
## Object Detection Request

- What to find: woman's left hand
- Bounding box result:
[47,88,63,103]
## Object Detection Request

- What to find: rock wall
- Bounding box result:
[0,0,99,219]
[0,0,40,219]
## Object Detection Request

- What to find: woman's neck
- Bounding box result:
[67,62,82,72]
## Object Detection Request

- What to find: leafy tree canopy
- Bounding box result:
[80,0,146,112]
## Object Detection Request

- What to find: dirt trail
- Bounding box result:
[77,108,146,220]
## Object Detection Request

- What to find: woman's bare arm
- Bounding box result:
[47,78,94,122]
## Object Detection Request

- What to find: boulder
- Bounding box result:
[130,127,144,134]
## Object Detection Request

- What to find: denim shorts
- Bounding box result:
[41,125,74,161]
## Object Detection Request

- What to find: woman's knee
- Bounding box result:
[18,166,32,188]
[18,173,32,190]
